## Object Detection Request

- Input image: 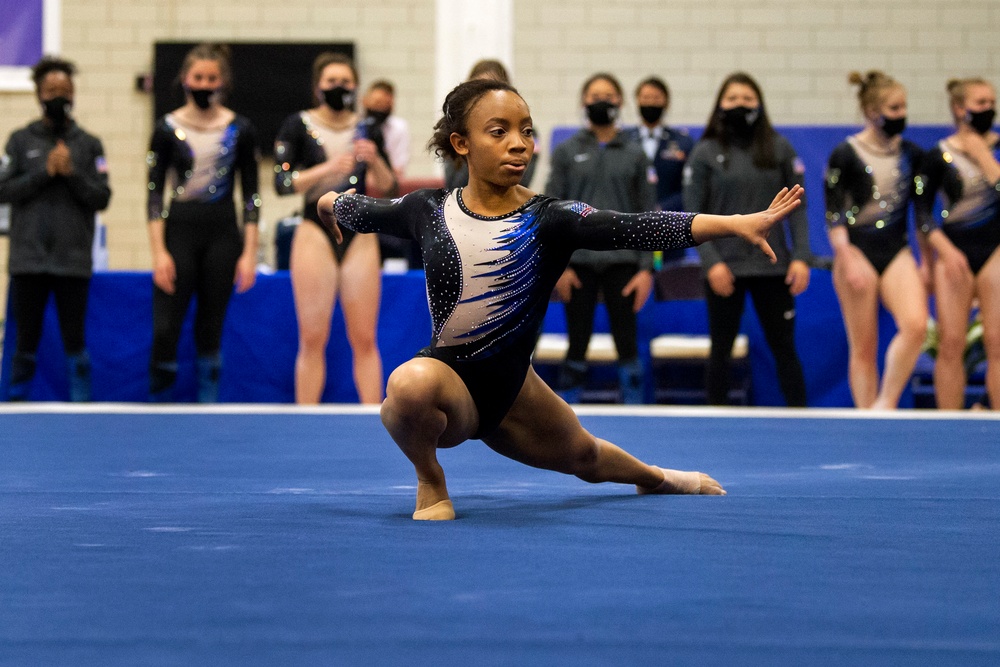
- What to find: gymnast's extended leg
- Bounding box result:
[380,357,480,520]
[483,367,725,496]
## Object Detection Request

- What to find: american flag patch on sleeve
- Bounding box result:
[95,156,108,174]
[569,201,596,218]
[792,157,805,175]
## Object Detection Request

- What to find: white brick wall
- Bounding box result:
[0,0,998,287]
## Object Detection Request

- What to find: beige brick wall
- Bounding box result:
[1,0,999,300]
[0,0,437,287]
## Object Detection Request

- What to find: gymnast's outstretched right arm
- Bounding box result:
[316,188,429,243]
[689,185,803,263]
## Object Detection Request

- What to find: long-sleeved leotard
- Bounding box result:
[145,113,260,398]
[146,113,260,224]
[916,139,1000,274]
[334,188,697,436]
[824,136,922,274]
[273,111,369,260]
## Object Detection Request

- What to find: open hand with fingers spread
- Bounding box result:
[690,185,804,263]
[733,185,804,262]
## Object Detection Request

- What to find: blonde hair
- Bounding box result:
[848,70,903,113]
[946,77,993,107]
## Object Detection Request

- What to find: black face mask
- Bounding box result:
[323,86,355,112]
[365,108,391,125]
[585,101,619,127]
[42,96,72,131]
[188,88,216,110]
[879,115,907,138]
[966,108,996,135]
[639,105,665,125]
[719,106,760,139]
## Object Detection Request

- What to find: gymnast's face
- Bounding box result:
[318,63,356,93]
[719,82,759,111]
[183,59,224,93]
[869,86,907,122]
[453,90,534,187]
[37,71,74,105]
[959,83,995,116]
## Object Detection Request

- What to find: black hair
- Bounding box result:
[635,76,670,102]
[427,78,522,161]
[31,56,76,92]
[580,72,623,100]
[702,71,777,170]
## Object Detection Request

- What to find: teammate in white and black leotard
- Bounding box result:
[823,71,928,410]
[825,127,922,276]
[146,44,260,402]
[916,77,1000,410]
[317,78,803,520]
[273,52,395,406]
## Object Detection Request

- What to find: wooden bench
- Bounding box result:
[532,332,620,365]
[532,333,623,402]
[649,333,750,405]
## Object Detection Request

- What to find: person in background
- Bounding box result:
[631,76,694,213]
[145,43,260,403]
[362,79,410,183]
[684,72,811,407]
[916,77,1000,409]
[546,72,655,405]
[363,79,419,267]
[629,75,695,266]
[0,56,111,401]
[274,52,396,404]
[824,71,927,410]
[444,59,538,190]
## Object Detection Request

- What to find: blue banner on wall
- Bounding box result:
[0,0,44,67]
[0,0,58,91]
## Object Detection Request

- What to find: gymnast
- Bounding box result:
[317,78,802,520]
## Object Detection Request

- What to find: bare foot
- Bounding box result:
[413,479,455,520]
[637,467,726,496]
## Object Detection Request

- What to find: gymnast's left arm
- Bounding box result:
[557,185,802,262]
[689,185,804,263]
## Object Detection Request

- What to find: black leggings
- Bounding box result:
[564,263,640,362]
[705,274,806,406]
[151,201,242,374]
[9,273,89,381]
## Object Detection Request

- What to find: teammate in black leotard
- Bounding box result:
[317,78,802,520]
[274,52,396,405]
[146,44,260,402]
[823,71,928,410]
[916,77,1000,409]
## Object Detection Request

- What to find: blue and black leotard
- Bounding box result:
[333,188,697,437]
[824,135,923,274]
[274,111,369,261]
[916,138,1000,274]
